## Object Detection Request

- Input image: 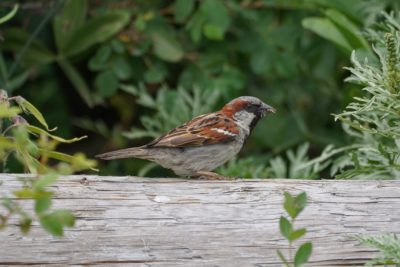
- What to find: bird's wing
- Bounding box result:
[146,112,240,148]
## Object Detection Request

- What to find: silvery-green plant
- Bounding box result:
[333,13,400,179]
[355,234,400,266]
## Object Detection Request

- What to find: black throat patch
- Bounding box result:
[244,105,263,132]
[249,113,262,132]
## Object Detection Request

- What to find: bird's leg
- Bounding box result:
[191,171,233,180]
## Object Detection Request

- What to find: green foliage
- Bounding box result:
[301,0,398,55]
[174,0,195,23]
[1,0,399,178]
[217,142,355,179]
[302,8,370,55]
[152,32,184,62]
[0,0,131,106]
[355,234,400,266]
[269,143,323,179]
[277,192,312,267]
[12,176,75,237]
[333,13,400,179]
[39,210,75,237]
[1,0,364,178]
[0,90,96,236]
[268,143,345,179]
[217,157,269,178]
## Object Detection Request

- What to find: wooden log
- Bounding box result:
[0,174,399,266]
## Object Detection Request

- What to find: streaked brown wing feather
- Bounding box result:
[146,112,239,148]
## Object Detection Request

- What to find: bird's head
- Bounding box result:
[221,96,275,131]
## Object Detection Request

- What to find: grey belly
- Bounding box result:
[151,143,242,176]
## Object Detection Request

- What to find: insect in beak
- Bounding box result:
[260,103,276,117]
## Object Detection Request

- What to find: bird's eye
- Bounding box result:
[245,103,259,113]
[248,103,259,108]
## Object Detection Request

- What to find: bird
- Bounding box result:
[96,96,275,179]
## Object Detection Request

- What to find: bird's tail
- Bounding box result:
[95,147,149,160]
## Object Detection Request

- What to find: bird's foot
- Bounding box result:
[191,171,234,180]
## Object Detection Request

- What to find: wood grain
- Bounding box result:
[0,174,399,266]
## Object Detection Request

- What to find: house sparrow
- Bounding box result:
[96,96,275,179]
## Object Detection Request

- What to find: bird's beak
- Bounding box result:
[261,103,276,117]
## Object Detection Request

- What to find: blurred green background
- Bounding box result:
[0,0,398,177]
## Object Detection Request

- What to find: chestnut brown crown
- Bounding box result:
[221,96,275,118]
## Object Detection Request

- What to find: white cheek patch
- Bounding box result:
[211,128,236,137]
[234,111,256,129]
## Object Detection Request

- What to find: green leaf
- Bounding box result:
[51,210,75,227]
[295,192,307,212]
[13,188,35,198]
[279,216,292,239]
[131,84,156,108]
[88,45,111,71]
[144,64,167,83]
[13,124,29,143]
[186,11,206,43]
[152,33,184,62]
[175,0,195,23]
[39,210,75,236]
[200,0,230,32]
[0,103,20,118]
[61,10,130,57]
[119,84,138,95]
[111,57,132,80]
[13,96,54,131]
[19,217,32,234]
[134,16,146,32]
[111,39,125,54]
[26,139,39,157]
[304,0,364,24]
[14,188,52,199]
[39,213,62,236]
[95,70,119,97]
[284,192,307,219]
[203,24,224,40]
[302,17,352,53]
[0,28,55,65]
[0,136,17,149]
[294,242,313,267]
[289,228,307,242]
[324,9,369,51]
[35,196,52,214]
[33,174,58,191]
[53,0,87,51]
[58,60,94,107]
[0,4,19,25]
[26,125,87,143]
[284,192,296,219]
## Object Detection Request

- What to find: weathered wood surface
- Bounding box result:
[0,174,399,266]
